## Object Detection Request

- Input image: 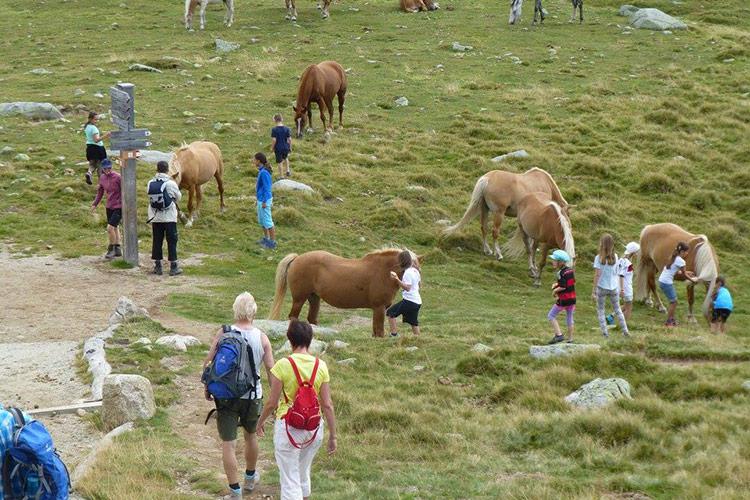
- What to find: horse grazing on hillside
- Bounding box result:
[502,193,575,286]
[269,248,414,337]
[285,0,332,21]
[169,141,226,227]
[443,167,569,260]
[184,0,234,30]
[293,61,347,139]
[635,223,720,324]
[401,0,439,12]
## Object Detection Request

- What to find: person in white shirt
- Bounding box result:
[617,242,640,322]
[658,241,697,327]
[593,234,629,338]
[387,251,422,337]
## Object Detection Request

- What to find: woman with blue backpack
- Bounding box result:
[256,320,337,500]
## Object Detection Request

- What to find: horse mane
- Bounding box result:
[296,65,318,109]
[526,167,569,207]
[550,201,575,258]
[365,246,406,257]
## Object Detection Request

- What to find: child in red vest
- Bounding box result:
[548,250,576,344]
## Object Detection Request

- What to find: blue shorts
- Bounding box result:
[274,149,289,164]
[257,199,274,229]
[659,281,677,303]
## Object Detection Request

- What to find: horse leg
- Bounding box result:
[579,0,584,23]
[648,271,667,313]
[492,212,504,260]
[224,0,234,27]
[317,98,329,132]
[185,184,195,228]
[535,244,549,287]
[480,206,492,256]
[321,0,331,18]
[193,185,204,222]
[289,296,306,320]
[337,89,346,128]
[372,306,386,337]
[687,284,697,324]
[215,171,226,213]
[307,107,313,133]
[307,294,321,325]
[185,0,193,30]
[199,0,208,30]
[528,239,539,281]
[324,97,335,133]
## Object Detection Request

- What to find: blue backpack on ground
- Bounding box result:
[201,326,259,423]
[1,408,70,500]
[147,178,174,211]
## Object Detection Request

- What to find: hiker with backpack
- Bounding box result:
[147,160,183,276]
[202,292,275,499]
[1,403,70,499]
[256,320,337,500]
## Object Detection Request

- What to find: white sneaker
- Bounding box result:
[243,471,259,492]
[223,487,242,499]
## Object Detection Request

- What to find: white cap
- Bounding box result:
[625,242,640,255]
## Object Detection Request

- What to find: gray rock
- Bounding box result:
[133,337,152,345]
[82,337,111,400]
[451,41,473,52]
[337,358,356,366]
[73,88,85,97]
[93,92,105,98]
[413,365,425,371]
[742,380,750,392]
[70,422,134,488]
[395,96,409,107]
[529,343,601,360]
[0,102,65,121]
[109,296,149,325]
[404,346,419,352]
[101,374,156,430]
[1,146,15,155]
[332,340,349,349]
[128,63,163,73]
[155,334,201,352]
[565,378,632,409]
[491,149,530,163]
[94,325,119,341]
[63,187,74,194]
[215,38,240,53]
[630,8,687,30]
[471,343,492,354]
[254,319,339,339]
[272,179,315,193]
[618,4,639,16]
[28,68,53,75]
[435,219,451,227]
[14,153,30,161]
[276,338,328,356]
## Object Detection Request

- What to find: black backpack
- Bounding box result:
[147,178,174,211]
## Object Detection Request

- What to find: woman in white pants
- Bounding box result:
[257,320,337,500]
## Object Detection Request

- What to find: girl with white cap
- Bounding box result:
[617,242,640,322]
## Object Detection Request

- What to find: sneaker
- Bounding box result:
[390,332,399,337]
[169,262,183,276]
[104,245,115,260]
[548,335,565,345]
[223,487,242,499]
[258,237,269,245]
[243,471,259,492]
[566,339,574,343]
[264,239,277,250]
[85,172,93,185]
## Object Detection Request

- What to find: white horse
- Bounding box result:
[185,0,234,31]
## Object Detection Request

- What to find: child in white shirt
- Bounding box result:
[388,251,422,337]
[617,242,640,322]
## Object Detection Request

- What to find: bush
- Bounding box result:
[638,173,676,194]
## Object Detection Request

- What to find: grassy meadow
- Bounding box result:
[1,0,750,497]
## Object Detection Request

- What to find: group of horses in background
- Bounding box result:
[509,0,584,25]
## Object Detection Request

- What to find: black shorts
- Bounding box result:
[86,144,107,162]
[386,299,421,326]
[274,149,289,163]
[106,208,122,227]
[711,308,731,323]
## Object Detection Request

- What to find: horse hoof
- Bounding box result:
[285,14,291,19]
[658,306,667,314]
[496,255,503,261]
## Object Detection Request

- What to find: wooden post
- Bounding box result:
[120,150,139,266]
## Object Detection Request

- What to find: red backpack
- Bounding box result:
[284,356,322,449]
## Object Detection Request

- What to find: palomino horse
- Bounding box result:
[168,141,226,227]
[635,223,719,324]
[502,193,575,286]
[184,0,234,30]
[401,0,439,12]
[293,61,347,138]
[285,0,332,21]
[443,167,569,260]
[269,248,414,337]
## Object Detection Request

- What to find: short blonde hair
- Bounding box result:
[233,292,257,321]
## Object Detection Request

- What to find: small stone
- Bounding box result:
[337,358,356,366]
[451,41,473,52]
[437,376,452,385]
[436,64,444,69]
[435,219,451,226]
[29,68,53,75]
[471,343,492,354]
[93,92,104,98]
[101,374,156,430]
[133,337,152,345]
[182,111,195,117]
[0,102,65,121]
[565,378,632,409]
[723,58,735,63]
[491,149,530,163]
[215,38,241,53]
[332,340,349,349]
[277,338,328,356]
[73,88,85,97]
[111,22,119,29]
[155,335,201,352]
[529,343,600,360]
[14,153,30,161]
[76,409,87,417]
[405,346,419,352]
[394,96,409,106]
[742,380,750,392]
[128,64,163,73]
[272,179,315,193]
[413,365,425,371]
[1,146,15,155]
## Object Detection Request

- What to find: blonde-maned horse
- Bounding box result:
[443,167,570,260]
[269,248,416,337]
[635,223,719,324]
[168,141,226,227]
[502,192,575,286]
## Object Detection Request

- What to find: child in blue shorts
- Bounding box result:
[254,153,276,249]
[710,276,733,334]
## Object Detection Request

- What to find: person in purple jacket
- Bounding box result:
[254,153,276,249]
[89,158,122,259]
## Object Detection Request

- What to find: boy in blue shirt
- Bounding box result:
[271,114,292,178]
[710,276,733,334]
[254,153,276,249]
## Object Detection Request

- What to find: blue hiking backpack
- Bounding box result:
[1,408,70,500]
[147,178,174,211]
[201,325,259,402]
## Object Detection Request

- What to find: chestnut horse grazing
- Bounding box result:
[502,193,575,286]
[269,248,409,337]
[169,141,226,227]
[184,0,234,30]
[293,61,347,138]
[400,0,439,12]
[443,167,569,260]
[635,223,719,324]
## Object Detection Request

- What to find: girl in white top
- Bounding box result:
[658,242,697,326]
[387,250,422,337]
[592,234,629,338]
[617,242,640,321]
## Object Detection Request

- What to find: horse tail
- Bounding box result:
[443,175,488,235]
[269,253,298,320]
[502,227,526,260]
[693,236,719,320]
[634,226,651,302]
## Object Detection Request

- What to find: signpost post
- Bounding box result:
[109,83,151,267]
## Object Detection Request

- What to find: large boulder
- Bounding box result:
[565,378,632,409]
[529,343,600,360]
[155,334,201,352]
[272,179,315,194]
[630,8,687,30]
[101,374,156,429]
[254,319,338,339]
[276,338,328,356]
[0,102,65,121]
[109,296,149,325]
[491,149,529,163]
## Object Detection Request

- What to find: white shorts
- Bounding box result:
[274,419,324,500]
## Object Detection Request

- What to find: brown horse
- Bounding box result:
[443,167,570,260]
[269,248,413,337]
[400,0,439,12]
[293,61,347,139]
[502,192,575,286]
[635,223,720,324]
[168,141,226,227]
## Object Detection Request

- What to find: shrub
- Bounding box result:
[638,173,676,194]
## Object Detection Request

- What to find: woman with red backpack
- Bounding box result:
[257,320,337,500]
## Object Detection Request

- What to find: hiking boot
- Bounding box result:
[169,262,183,276]
[243,471,259,492]
[113,245,122,257]
[548,334,565,345]
[104,245,116,260]
[85,172,93,185]
[152,261,163,275]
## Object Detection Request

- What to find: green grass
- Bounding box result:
[2,0,750,497]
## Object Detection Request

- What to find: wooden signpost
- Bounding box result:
[109,83,151,267]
